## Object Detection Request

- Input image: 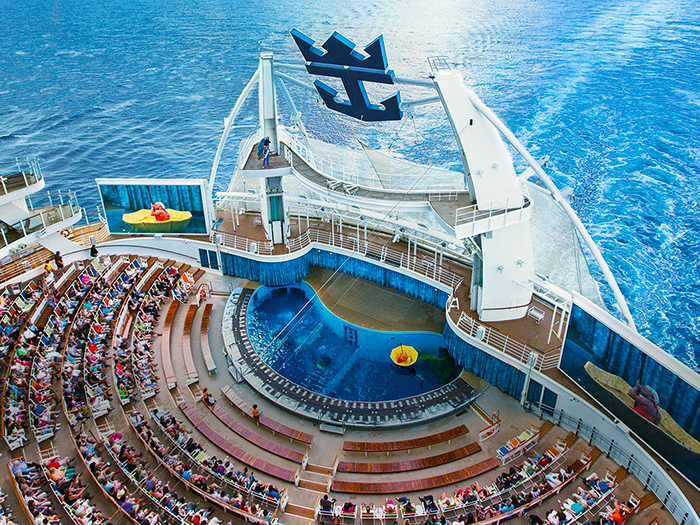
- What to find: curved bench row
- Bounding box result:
[204,397,307,463]
[220,384,314,444]
[343,424,469,454]
[338,442,482,474]
[178,400,298,483]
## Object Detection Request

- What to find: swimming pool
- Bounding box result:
[246,282,460,402]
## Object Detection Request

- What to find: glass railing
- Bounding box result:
[0,192,81,249]
[0,159,43,196]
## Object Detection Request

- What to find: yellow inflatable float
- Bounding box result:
[391,344,418,367]
[122,208,192,233]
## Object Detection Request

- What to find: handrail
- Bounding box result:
[0,158,42,196]
[455,194,531,226]
[1,192,81,249]
[452,307,562,372]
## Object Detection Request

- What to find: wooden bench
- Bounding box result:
[221,385,313,445]
[182,304,199,385]
[343,424,468,454]
[331,457,499,494]
[206,401,305,463]
[162,300,179,389]
[338,442,482,474]
[178,401,297,483]
[200,303,216,375]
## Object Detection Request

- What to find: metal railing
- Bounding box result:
[455,194,532,227]
[0,158,43,196]
[212,228,275,255]
[528,402,696,525]
[212,223,464,290]
[0,192,81,249]
[453,308,562,372]
[286,227,464,289]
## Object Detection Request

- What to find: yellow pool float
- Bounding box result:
[390,345,418,367]
[122,209,193,233]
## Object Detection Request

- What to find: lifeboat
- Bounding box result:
[122,209,192,233]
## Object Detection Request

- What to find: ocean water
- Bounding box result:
[246,282,459,402]
[1,0,699,369]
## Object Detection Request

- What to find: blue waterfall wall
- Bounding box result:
[221,252,309,287]
[443,323,526,398]
[220,249,449,308]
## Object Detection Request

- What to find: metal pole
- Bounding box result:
[547,303,557,345]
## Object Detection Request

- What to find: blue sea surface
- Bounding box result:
[246,282,459,402]
[1,0,700,369]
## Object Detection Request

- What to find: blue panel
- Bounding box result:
[527,379,543,404]
[291,29,402,122]
[198,249,209,269]
[541,387,558,415]
[443,324,525,398]
[208,250,219,270]
[562,304,700,487]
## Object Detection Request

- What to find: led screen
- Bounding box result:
[96,179,210,235]
[562,303,700,487]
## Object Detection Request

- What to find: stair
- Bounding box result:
[298,478,328,493]
[470,402,492,424]
[614,466,629,484]
[586,447,603,468]
[538,420,554,438]
[286,503,317,519]
[319,422,345,435]
[636,493,659,514]
[564,431,578,447]
[306,463,334,476]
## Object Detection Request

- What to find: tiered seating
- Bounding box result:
[203,396,306,463]
[178,400,298,482]
[125,408,279,524]
[530,467,635,524]
[148,403,287,509]
[161,300,179,390]
[432,439,572,520]
[56,256,195,525]
[3,260,108,448]
[95,416,219,525]
[200,303,217,374]
[114,259,176,402]
[112,257,163,403]
[62,256,139,426]
[72,425,177,524]
[338,442,482,473]
[183,304,199,385]
[221,385,313,444]
[8,453,62,524]
[39,453,110,524]
[343,424,469,455]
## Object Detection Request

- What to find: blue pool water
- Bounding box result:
[246,283,459,402]
[2,0,700,370]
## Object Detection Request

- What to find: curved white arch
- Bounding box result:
[465,89,636,329]
[209,67,260,192]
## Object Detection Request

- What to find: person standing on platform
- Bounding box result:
[262,139,271,168]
